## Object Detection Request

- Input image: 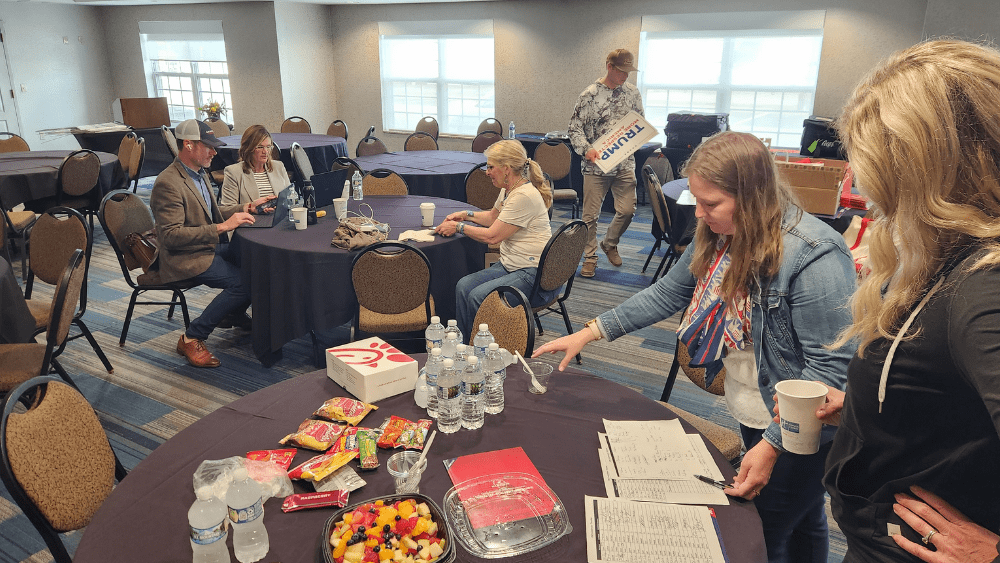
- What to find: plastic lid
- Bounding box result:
[467,356,478,364]
[232,466,248,481]
[431,347,442,356]
[447,319,458,326]
[195,486,213,500]
[479,323,489,331]
[456,344,467,351]
[443,359,454,367]
[446,333,458,340]
[431,316,441,324]
[488,343,499,350]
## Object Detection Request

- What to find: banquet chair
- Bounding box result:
[281,116,311,133]
[477,118,503,136]
[327,119,349,140]
[642,165,672,276]
[205,118,232,139]
[640,150,674,205]
[290,142,316,188]
[98,190,195,347]
[0,132,29,153]
[23,207,113,374]
[331,156,364,180]
[48,149,101,231]
[350,241,434,341]
[356,135,388,157]
[0,375,128,563]
[471,285,534,357]
[415,116,439,140]
[362,168,408,196]
[464,163,500,211]
[1,203,35,282]
[404,132,438,151]
[471,131,502,153]
[646,169,696,286]
[533,140,580,218]
[161,125,179,159]
[116,132,138,184]
[126,138,145,193]
[528,220,587,364]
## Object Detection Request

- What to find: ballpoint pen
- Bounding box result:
[694,474,734,490]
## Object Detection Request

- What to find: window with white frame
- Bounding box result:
[139,21,234,125]
[638,11,825,148]
[378,20,494,136]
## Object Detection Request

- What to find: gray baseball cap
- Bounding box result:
[174,119,226,148]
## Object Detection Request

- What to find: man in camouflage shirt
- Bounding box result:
[568,48,645,278]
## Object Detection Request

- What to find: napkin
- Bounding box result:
[398,229,435,242]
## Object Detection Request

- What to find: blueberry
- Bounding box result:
[383,524,391,533]
[395,515,401,521]
[358,525,366,533]
[373,546,380,553]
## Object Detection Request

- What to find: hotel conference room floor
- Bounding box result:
[0,177,847,563]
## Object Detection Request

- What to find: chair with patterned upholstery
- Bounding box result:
[404,132,438,151]
[464,163,499,211]
[116,132,138,183]
[350,242,434,340]
[471,285,534,357]
[126,138,145,193]
[0,132,29,153]
[331,156,364,179]
[98,190,195,347]
[471,131,502,153]
[204,118,232,139]
[356,135,389,158]
[327,119,348,141]
[161,125,179,159]
[533,140,580,218]
[477,118,503,136]
[362,168,408,196]
[30,148,101,232]
[281,116,311,133]
[0,375,128,563]
[528,219,587,363]
[415,116,439,140]
[640,150,674,205]
[1,204,35,282]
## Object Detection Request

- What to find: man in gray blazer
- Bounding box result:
[150,119,274,368]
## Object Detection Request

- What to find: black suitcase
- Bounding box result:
[800,117,844,158]
[665,113,729,149]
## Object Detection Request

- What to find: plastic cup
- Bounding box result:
[386,451,427,494]
[420,202,436,227]
[333,198,348,220]
[526,360,553,394]
[291,207,308,230]
[775,380,828,454]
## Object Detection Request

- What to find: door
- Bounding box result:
[0,22,22,134]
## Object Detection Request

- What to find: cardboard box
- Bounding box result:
[775,158,847,216]
[326,337,418,403]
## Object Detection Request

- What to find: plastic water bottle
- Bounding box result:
[436,359,462,434]
[226,466,269,563]
[473,323,495,359]
[445,319,463,347]
[423,348,443,418]
[414,371,428,408]
[351,170,363,201]
[189,486,231,563]
[461,355,485,429]
[483,343,506,414]
[285,185,297,223]
[509,121,516,139]
[425,316,445,354]
[441,332,459,360]
[454,344,469,372]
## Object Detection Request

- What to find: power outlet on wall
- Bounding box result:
[62,36,69,44]
[19,84,25,93]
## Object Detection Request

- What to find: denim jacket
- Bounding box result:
[597,208,855,450]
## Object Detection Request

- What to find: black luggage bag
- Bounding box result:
[800,117,844,158]
[664,113,729,149]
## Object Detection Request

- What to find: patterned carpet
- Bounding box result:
[0,180,846,562]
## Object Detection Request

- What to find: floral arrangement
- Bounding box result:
[197,100,227,118]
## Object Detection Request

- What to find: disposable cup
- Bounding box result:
[526,360,553,394]
[291,207,308,230]
[775,380,828,454]
[333,198,348,220]
[386,451,427,494]
[420,202,436,227]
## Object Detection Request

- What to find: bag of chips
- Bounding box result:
[279,419,347,451]
[314,397,378,426]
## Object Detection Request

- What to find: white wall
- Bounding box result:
[274,2,337,135]
[922,0,1000,41]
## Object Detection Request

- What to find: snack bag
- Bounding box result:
[329,426,362,455]
[314,397,377,426]
[357,429,379,470]
[279,419,347,451]
[398,419,434,450]
[376,415,410,448]
[288,451,358,481]
[246,448,298,471]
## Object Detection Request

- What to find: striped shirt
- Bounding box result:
[253,171,275,198]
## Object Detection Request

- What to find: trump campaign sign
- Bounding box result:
[594,111,658,173]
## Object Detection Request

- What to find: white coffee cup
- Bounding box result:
[774,380,829,455]
[291,207,308,230]
[420,202,436,227]
[333,198,348,220]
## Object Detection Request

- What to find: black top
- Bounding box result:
[825,252,1000,562]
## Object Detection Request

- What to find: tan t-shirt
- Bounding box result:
[494,184,551,271]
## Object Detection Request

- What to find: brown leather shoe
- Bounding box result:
[600,241,623,267]
[580,261,597,278]
[176,335,221,368]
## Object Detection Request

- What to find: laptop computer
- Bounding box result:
[240,185,290,228]
[310,169,350,208]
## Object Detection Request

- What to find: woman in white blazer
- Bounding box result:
[220,124,291,206]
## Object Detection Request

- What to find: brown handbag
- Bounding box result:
[123,229,158,272]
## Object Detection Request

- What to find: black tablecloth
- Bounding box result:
[215,133,348,187]
[234,195,486,365]
[0,258,33,344]
[354,151,487,202]
[73,127,174,178]
[0,150,122,210]
[73,358,766,563]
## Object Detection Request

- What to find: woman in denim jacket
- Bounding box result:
[535,131,856,563]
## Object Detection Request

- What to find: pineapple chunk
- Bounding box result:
[416,502,431,517]
[393,549,404,562]
[426,521,438,536]
[428,542,444,558]
[417,539,430,549]
[405,557,415,563]
[402,536,419,551]
[344,550,365,563]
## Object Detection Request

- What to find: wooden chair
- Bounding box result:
[326,119,348,140]
[471,285,534,357]
[281,116,311,133]
[477,118,503,136]
[415,116,439,140]
[404,132,438,151]
[0,132,29,153]
[161,125,179,159]
[356,135,388,157]
[534,140,580,218]
[471,131,502,153]
[528,220,588,364]
[362,168,408,196]
[0,375,128,563]
[350,242,434,340]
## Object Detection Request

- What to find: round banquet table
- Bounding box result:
[0,150,123,210]
[234,195,487,366]
[214,133,348,186]
[72,357,766,563]
[73,127,176,178]
[354,151,487,202]
[0,258,33,344]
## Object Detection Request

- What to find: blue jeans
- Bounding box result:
[185,243,250,341]
[742,425,831,563]
[455,262,559,338]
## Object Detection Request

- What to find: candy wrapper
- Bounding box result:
[279,419,346,451]
[314,464,367,493]
[357,429,379,470]
[281,490,350,513]
[328,426,363,455]
[376,416,433,449]
[246,448,297,471]
[288,451,358,481]
[313,397,377,426]
[376,415,409,448]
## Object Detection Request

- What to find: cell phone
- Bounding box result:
[256,198,278,214]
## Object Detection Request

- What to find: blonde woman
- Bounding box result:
[535,131,856,563]
[822,40,1000,563]
[435,140,554,337]
[220,124,290,206]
